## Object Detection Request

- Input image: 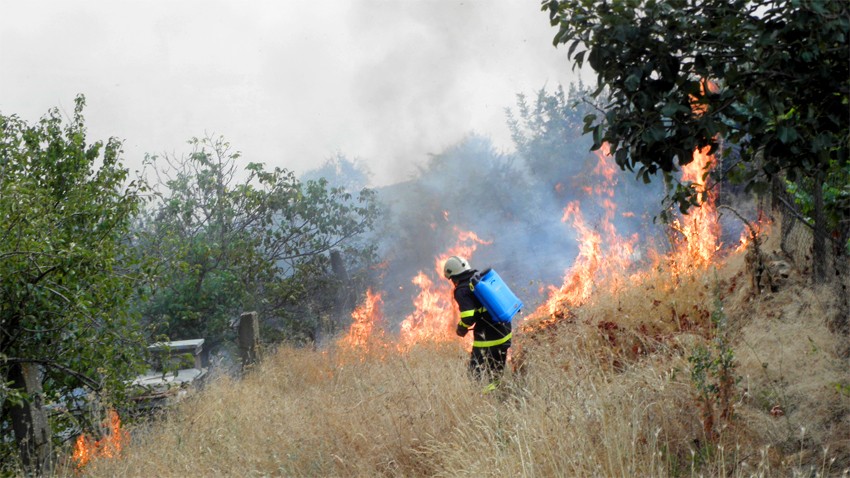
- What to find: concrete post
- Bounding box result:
[330,250,353,334]
[237,311,260,372]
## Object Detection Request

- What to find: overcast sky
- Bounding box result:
[1,0,588,187]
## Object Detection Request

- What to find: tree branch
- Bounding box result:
[3,357,101,391]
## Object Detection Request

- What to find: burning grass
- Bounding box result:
[78,233,850,477]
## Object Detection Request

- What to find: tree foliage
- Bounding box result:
[508,84,594,192]
[0,96,148,471]
[138,136,379,349]
[543,0,849,215]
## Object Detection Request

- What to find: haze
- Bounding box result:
[0,0,588,186]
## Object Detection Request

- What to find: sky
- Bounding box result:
[1,0,589,187]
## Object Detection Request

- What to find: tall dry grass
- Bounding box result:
[77,241,849,477]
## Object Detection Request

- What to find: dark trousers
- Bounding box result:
[469,343,509,383]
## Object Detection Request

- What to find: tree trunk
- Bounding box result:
[8,363,52,475]
[771,174,794,254]
[812,170,827,283]
[830,218,849,335]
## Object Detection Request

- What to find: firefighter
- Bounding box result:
[443,255,512,390]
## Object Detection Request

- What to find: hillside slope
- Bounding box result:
[79,228,849,477]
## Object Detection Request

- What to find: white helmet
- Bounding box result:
[443,256,471,279]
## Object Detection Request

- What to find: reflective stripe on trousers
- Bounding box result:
[472,332,512,348]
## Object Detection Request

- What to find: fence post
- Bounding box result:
[237,311,260,373]
[330,250,354,336]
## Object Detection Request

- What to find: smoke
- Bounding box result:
[360,129,667,328]
[305,80,757,338]
[1,1,578,189]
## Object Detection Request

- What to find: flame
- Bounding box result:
[531,147,639,320]
[735,229,751,253]
[593,142,618,184]
[341,81,742,352]
[340,229,491,353]
[72,410,128,469]
[340,288,386,351]
[398,229,491,350]
[735,214,772,252]
[668,78,722,271]
[668,146,720,271]
[397,271,458,349]
[527,81,727,328]
[689,78,719,116]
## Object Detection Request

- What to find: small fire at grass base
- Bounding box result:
[72,409,128,470]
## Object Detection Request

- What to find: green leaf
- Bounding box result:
[661,101,687,117]
[624,73,641,92]
[776,125,798,144]
[642,125,667,143]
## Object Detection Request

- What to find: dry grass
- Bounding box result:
[77,232,849,478]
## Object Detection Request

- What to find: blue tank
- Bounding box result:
[471,268,523,323]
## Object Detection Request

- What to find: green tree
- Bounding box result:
[507,84,665,237]
[0,96,148,474]
[301,153,372,194]
[543,0,849,281]
[508,84,596,192]
[138,136,379,350]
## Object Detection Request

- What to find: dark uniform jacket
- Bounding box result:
[452,269,512,348]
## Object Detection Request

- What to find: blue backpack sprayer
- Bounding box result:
[469,268,523,323]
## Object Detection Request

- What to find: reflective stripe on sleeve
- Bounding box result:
[472,332,512,348]
[458,319,471,329]
[460,309,475,319]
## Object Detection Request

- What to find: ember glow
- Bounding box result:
[72,410,128,469]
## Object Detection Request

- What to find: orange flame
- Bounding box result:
[398,229,491,350]
[669,145,720,271]
[342,86,740,349]
[532,147,639,319]
[735,214,772,253]
[72,410,128,469]
[397,271,458,349]
[340,229,491,353]
[668,78,722,271]
[530,81,726,326]
[735,229,751,253]
[341,288,386,351]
